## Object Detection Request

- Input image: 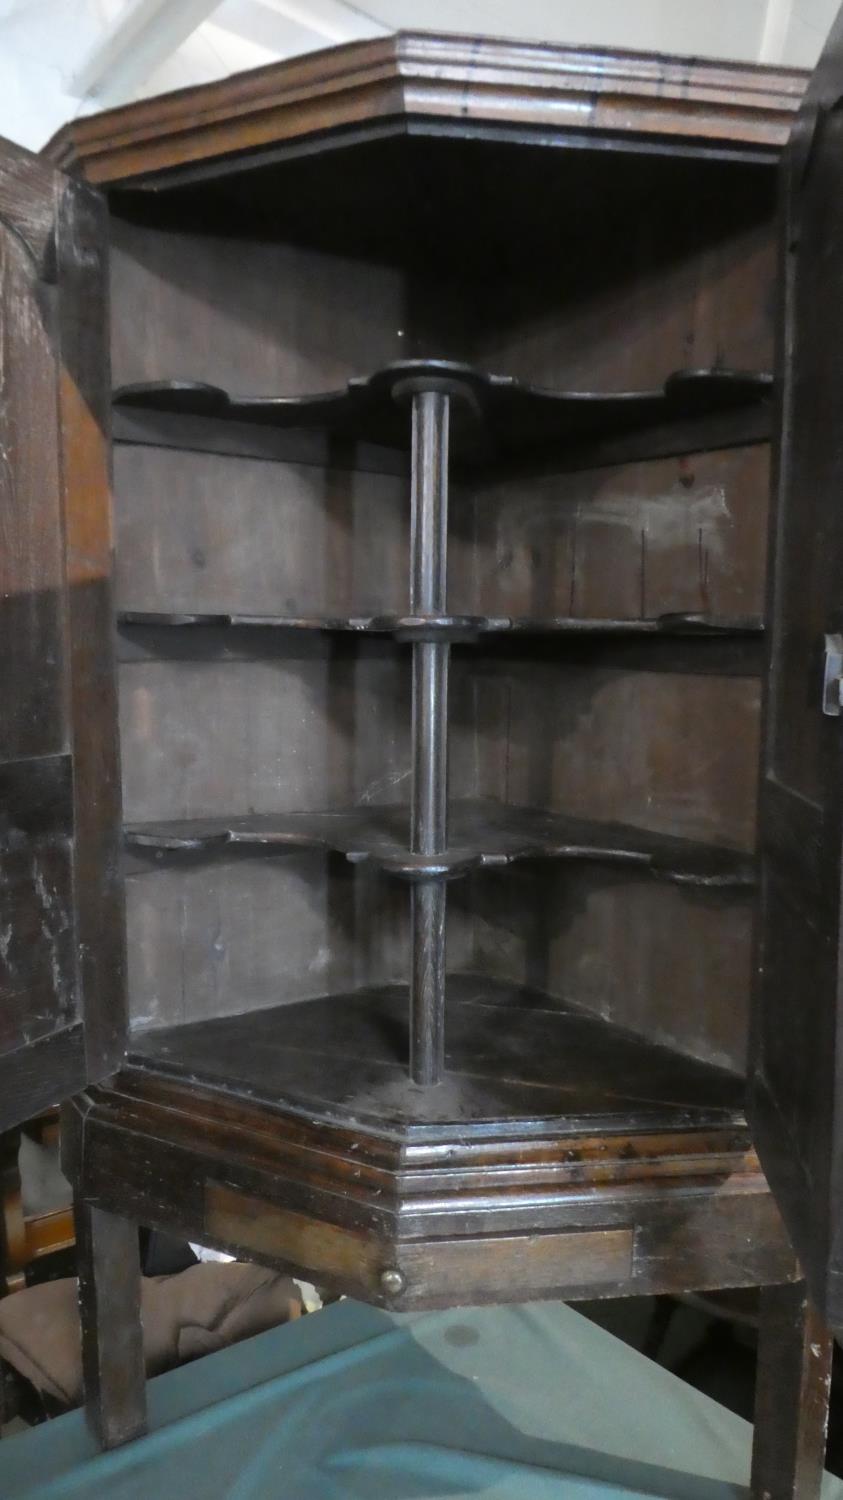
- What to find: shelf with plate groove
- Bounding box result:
[124,797,755,890]
[117,610,763,642]
[113,359,773,472]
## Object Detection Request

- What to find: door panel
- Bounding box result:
[750,5,843,1328]
[0,136,124,1129]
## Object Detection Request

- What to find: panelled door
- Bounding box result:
[0,134,124,1130]
[751,1,843,1331]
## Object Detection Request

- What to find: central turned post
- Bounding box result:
[408,385,450,1085]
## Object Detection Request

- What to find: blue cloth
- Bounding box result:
[3,1298,841,1499]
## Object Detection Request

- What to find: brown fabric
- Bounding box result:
[0,1263,302,1407]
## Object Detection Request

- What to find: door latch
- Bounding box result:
[823,633,843,715]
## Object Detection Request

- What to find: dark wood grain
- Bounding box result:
[748,1,843,1335]
[751,1283,832,1500]
[55,168,127,1083]
[0,1027,85,1144]
[0,135,58,274]
[0,198,65,767]
[0,141,122,1128]
[73,1197,146,1449]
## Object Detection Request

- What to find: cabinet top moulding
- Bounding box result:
[43,32,806,188]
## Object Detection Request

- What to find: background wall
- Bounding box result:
[0,0,837,154]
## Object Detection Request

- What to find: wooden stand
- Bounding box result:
[70,1169,832,1489]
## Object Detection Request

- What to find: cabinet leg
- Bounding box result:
[751,1281,832,1500]
[74,1200,146,1449]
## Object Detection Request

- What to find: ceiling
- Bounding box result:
[73,0,843,107]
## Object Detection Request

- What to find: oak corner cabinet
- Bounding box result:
[2,13,843,1486]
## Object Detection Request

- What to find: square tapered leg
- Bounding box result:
[74,1199,146,1450]
[751,1281,832,1500]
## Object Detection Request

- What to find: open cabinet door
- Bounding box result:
[0,136,124,1131]
[751,4,843,1331]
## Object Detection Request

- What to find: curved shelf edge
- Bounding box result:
[112,360,773,463]
[124,800,756,890]
[117,610,763,640]
[117,611,510,641]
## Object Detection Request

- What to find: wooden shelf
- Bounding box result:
[113,360,772,469]
[124,797,755,889]
[127,973,745,1132]
[117,610,763,641]
[119,612,508,641]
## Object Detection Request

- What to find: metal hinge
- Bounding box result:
[823,633,843,715]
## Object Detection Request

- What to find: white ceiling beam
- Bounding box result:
[758,0,795,62]
[70,0,225,104]
[200,17,285,72]
[255,0,389,43]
